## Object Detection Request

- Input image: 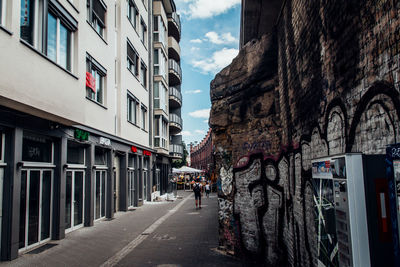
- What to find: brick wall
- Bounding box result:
[210,0,400,265]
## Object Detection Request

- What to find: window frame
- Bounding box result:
[20,0,77,72]
[140,60,147,89]
[141,104,147,130]
[127,0,138,30]
[87,0,107,38]
[127,93,139,125]
[154,115,167,149]
[86,54,107,105]
[127,39,139,76]
[140,17,147,46]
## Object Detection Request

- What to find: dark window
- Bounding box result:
[127,93,139,124]
[67,143,85,164]
[87,0,106,37]
[22,133,53,163]
[127,0,138,29]
[140,61,147,88]
[127,40,139,76]
[95,147,107,165]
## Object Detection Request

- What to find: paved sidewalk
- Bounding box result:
[1,191,241,267]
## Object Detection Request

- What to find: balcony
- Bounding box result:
[169,86,182,108]
[168,36,180,62]
[169,144,183,159]
[167,12,181,42]
[168,59,181,86]
[169,113,182,135]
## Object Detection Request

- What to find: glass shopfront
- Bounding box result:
[19,132,54,252]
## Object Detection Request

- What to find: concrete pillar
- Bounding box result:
[85,144,94,227]
[106,149,114,219]
[52,136,67,240]
[119,152,128,211]
[3,127,22,260]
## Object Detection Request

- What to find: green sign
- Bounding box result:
[74,129,89,141]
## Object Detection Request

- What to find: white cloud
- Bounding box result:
[192,48,239,74]
[205,31,237,45]
[185,89,202,94]
[189,108,210,119]
[181,131,193,136]
[195,129,206,135]
[203,119,208,123]
[184,0,241,19]
[190,39,203,43]
[190,47,200,52]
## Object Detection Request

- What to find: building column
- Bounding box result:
[52,136,67,240]
[119,152,128,211]
[106,149,114,219]
[85,144,94,227]
[3,127,22,260]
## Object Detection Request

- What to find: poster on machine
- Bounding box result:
[312,160,332,179]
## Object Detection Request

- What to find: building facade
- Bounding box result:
[0,0,181,260]
[152,0,183,196]
[211,0,400,265]
[190,129,213,177]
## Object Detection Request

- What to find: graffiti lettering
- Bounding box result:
[242,141,272,152]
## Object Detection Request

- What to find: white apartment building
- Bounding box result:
[153,0,183,192]
[0,0,161,260]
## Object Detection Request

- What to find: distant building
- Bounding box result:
[190,129,213,177]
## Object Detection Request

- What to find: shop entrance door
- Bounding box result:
[94,170,106,220]
[128,169,135,207]
[65,170,84,232]
[19,169,53,251]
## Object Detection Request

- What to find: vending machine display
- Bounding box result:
[312,153,394,267]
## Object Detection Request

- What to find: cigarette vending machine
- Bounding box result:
[385,144,400,267]
[312,153,394,267]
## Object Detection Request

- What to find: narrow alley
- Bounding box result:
[1,192,241,267]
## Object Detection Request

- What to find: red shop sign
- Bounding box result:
[143,150,151,156]
[131,146,137,153]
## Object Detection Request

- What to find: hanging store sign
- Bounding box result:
[99,137,111,146]
[74,129,89,141]
[131,146,137,153]
[86,72,96,92]
[143,150,151,156]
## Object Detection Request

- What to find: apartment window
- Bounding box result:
[140,61,147,88]
[127,0,138,29]
[87,0,106,37]
[20,0,77,71]
[153,16,166,47]
[127,40,139,76]
[86,55,106,104]
[140,17,147,46]
[153,48,166,79]
[154,115,167,149]
[141,105,147,130]
[127,93,139,125]
[153,82,167,112]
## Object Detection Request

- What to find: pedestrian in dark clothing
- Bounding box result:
[193,179,202,209]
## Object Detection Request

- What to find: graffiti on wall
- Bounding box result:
[215,82,400,265]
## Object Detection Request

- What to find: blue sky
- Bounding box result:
[175,0,241,147]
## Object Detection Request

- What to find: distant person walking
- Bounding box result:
[193,179,202,209]
[205,182,210,198]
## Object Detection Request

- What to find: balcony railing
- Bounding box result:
[169,113,182,128]
[169,144,183,155]
[168,59,182,80]
[169,87,182,104]
[167,12,181,34]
